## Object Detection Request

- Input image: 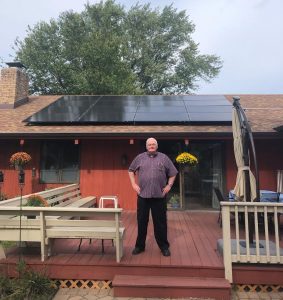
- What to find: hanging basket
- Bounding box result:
[9,152,31,170]
[176,152,198,167]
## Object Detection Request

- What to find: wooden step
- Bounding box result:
[113,275,231,300]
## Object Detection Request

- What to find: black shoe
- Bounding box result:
[132,247,145,255]
[161,248,171,257]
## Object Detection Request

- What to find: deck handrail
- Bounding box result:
[221,201,283,283]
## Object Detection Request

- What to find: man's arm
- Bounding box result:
[128,171,141,195]
[162,175,176,196]
[167,175,176,187]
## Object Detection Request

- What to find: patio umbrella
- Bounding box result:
[232,107,257,202]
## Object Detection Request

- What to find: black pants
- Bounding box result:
[135,196,169,251]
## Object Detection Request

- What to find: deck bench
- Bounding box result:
[0,207,125,263]
[0,184,96,220]
[0,183,90,208]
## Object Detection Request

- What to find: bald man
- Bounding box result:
[128,138,178,257]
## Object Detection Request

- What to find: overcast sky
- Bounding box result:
[0,0,282,94]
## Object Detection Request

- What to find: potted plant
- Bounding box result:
[168,194,180,208]
[0,192,7,201]
[176,152,198,166]
[10,152,32,170]
[175,152,198,206]
[25,194,48,219]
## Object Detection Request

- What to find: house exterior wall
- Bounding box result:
[0,138,282,209]
[79,139,138,210]
[0,140,62,199]
[225,139,283,194]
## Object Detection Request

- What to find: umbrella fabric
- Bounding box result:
[232,108,257,201]
[277,170,283,193]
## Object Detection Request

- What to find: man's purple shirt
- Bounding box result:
[129,151,178,198]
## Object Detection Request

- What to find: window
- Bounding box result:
[40,141,80,183]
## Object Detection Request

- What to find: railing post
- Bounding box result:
[222,205,233,283]
[115,211,120,262]
[40,210,47,262]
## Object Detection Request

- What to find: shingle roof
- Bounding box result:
[0,94,282,138]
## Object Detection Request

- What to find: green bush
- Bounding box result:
[0,276,14,298]
[0,260,57,300]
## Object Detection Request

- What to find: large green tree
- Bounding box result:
[14,0,222,95]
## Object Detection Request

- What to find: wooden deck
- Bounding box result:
[1,211,282,286]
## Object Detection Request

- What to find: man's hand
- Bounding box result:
[128,171,140,194]
[132,183,141,195]
[162,184,171,196]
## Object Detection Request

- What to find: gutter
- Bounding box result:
[0,131,282,140]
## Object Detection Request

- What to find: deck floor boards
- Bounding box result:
[1,210,282,283]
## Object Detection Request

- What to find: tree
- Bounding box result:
[14,0,222,95]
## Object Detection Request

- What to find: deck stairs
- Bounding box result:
[112,266,231,300]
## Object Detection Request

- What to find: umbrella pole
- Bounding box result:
[244,169,254,243]
[243,130,254,244]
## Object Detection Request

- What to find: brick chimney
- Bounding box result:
[0,62,29,108]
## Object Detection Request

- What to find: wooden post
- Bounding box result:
[115,212,120,262]
[179,166,184,209]
[40,211,46,262]
[222,205,233,283]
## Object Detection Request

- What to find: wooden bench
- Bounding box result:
[0,184,96,220]
[0,207,125,263]
[0,183,93,208]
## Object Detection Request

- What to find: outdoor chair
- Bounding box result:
[77,195,119,252]
[86,196,118,253]
[213,187,226,227]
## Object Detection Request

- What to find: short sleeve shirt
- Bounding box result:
[128,152,178,198]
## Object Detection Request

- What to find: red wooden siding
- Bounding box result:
[80,139,139,210]
[256,139,283,190]
[1,138,283,210]
[0,140,72,198]
[225,139,283,193]
[225,140,237,193]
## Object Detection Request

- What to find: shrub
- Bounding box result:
[0,260,57,299]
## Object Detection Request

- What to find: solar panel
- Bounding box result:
[135,112,190,122]
[24,95,232,125]
[189,112,232,122]
[187,105,232,113]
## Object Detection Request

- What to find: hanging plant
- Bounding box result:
[176,152,198,166]
[9,152,31,169]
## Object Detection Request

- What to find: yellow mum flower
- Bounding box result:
[176,152,198,166]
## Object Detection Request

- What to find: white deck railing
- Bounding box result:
[221,202,283,283]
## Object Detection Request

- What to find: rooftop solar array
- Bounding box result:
[24,95,232,125]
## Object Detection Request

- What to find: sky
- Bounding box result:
[0,0,282,94]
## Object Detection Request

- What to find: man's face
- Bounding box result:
[146,139,158,153]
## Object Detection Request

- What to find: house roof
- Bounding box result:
[0,94,282,139]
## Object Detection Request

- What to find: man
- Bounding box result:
[128,137,178,257]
